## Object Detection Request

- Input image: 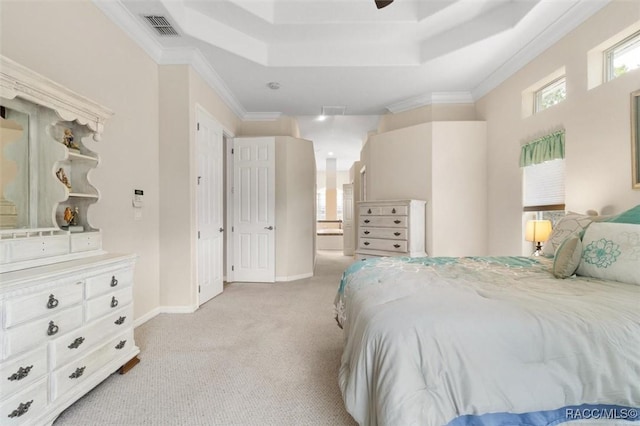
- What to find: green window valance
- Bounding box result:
[519,130,565,167]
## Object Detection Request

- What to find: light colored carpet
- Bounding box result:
[55,250,357,426]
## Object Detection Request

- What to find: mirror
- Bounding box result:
[0,105,29,229]
[633,89,640,189]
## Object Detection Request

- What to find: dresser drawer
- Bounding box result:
[85,287,132,322]
[51,330,134,401]
[0,377,48,426]
[359,216,407,228]
[380,205,407,216]
[0,348,47,401]
[360,227,407,240]
[2,305,83,360]
[85,267,133,299]
[51,305,132,370]
[70,232,102,253]
[359,206,382,216]
[360,238,408,253]
[4,281,84,328]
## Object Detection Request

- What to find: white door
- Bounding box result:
[232,137,275,282]
[343,183,354,256]
[196,106,224,305]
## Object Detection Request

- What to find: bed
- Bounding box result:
[334,208,640,426]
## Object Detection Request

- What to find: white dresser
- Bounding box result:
[0,56,139,425]
[356,200,427,260]
[0,254,138,425]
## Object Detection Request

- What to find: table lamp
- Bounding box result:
[525,219,552,256]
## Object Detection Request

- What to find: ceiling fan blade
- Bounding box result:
[375,0,393,9]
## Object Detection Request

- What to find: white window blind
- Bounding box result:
[523,159,565,207]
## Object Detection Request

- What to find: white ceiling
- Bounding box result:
[95,0,610,169]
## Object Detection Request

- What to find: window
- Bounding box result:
[605,30,640,81]
[316,190,325,220]
[523,159,566,210]
[534,77,566,113]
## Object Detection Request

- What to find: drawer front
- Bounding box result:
[380,205,408,216]
[51,305,132,370]
[70,232,102,253]
[0,348,47,401]
[4,281,84,328]
[359,216,407,228]
[359,238,408,253]
[85,267,133,300]
[2,305,83,360]
[0,377,48,426]
[85,287,132,322]
[51,330,134,401]
[359,206,382,216]
[360,227,407,240]
[4,235,69,263]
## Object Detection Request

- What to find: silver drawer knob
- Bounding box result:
[8,400,33,418]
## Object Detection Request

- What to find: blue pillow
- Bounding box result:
[605,204,640,224]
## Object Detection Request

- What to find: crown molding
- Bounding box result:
[386,91,474,113]
[92,0,285,121]
[471,0,610,101]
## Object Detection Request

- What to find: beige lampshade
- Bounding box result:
[525,220,552,242]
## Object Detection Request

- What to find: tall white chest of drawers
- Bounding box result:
[0,254,139,425]
[356,200,427,259]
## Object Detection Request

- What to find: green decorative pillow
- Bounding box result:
[552,235,582,278]
[576,222,640,285]
[542,213,594,257]
[605,204,640,224]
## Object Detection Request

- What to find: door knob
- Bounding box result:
[264,226,274,230]
[219,227,224,232]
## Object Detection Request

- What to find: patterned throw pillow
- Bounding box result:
[552,236,582,278]
[576,222,640,285]
[542,213,594,257]
[605,204,640,224]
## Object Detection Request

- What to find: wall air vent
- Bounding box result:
[321,106,347,116]
[143,15,179,36]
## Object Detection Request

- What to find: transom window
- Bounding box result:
[605,30,640,81]
[534,77,566,113]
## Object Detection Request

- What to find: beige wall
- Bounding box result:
[476,0,640,255]
[274,137,316,280]
[239,117,300,138]
[0,0,161,320]
[378,104,477,133]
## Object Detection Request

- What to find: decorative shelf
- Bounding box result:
[68,193,99,199]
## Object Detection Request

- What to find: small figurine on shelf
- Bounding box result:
[62,128,80,151]
[56,167,72,189]
[63,206,83,232]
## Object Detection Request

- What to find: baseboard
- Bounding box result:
[275,272,313,282]
[133,304,199,328]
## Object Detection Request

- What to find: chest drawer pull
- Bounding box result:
[111,296,119,308]
[393,244,401,248]
[393,220,401,224]
[69,366,86,379]
[115,316,126,325]
[68,337,85,349]
[115,340,127,350]
[394,232,401,236]
[8,400,33,418]
[367,209,371,214]
[364,231,370,235]
[363,242,370,246]
[364,219,370,223]
[8,365,33,381]
[47,321,59,336]
[110,275,118,287]
[47,294,59,309]
[392,208,396,213]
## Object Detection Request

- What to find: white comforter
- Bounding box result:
[335,256,640,426]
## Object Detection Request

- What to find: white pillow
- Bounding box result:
[542,213,594,257]
[576,222,640,285]
[552,235,582,279]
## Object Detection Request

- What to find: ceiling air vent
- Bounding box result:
[321,106,347,116]
[143,15,179,36]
